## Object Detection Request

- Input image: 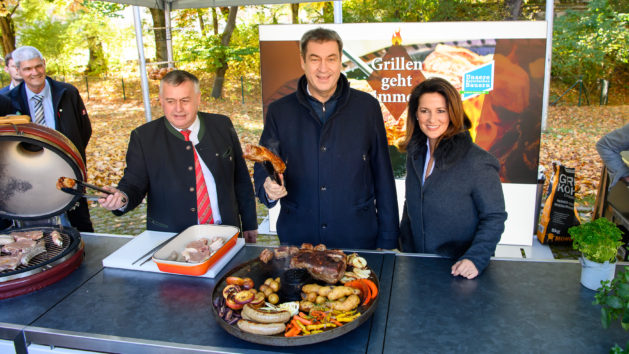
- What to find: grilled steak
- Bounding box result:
[0,254,21,271]
[0,234,14,245]
[290,249,347,284]
[19,240,46,266]
[12,230,44,242]
[2,239,37,255]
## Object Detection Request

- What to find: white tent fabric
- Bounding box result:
[107,0,323,10]
[105,1,551,129]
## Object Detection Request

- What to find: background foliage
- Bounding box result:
[552,0,629,92]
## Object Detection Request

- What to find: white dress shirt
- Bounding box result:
[25,81,55,129]
[171,116,222,225]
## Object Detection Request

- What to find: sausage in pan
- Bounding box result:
[237,319,286,336]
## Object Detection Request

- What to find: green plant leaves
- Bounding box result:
[569,218,623,263]
[596,267,629,333]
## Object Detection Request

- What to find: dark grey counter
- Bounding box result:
[7,236,629,353]
[384,256,629,353]
[0,234,130,329]
[23,245,395,353]
[0,234,130,352]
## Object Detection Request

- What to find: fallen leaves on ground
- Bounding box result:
[80,76,627,221]
[540,105,629,214]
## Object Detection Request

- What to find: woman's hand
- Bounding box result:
[451,259,479,279]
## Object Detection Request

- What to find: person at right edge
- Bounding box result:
[254,27,399,249]
[398,78,507,279]
[596,123,629,189]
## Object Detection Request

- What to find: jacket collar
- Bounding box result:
[165,114,206,141]
[296,74,351,122]
[410,130,473,170]
[14,77,66,115]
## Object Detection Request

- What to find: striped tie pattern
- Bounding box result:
[32,94,45,125]
[181,129,214,224]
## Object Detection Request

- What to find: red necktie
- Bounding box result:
[180,129,213,224]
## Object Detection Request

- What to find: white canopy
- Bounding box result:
[106,0,323,10]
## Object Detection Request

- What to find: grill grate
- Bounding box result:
[0,230,71,275]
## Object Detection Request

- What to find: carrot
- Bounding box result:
[331,319,343,327]
[294,315,313,326]
[284,326,300,337]
[299,312,310,318]
[310,310,327,319]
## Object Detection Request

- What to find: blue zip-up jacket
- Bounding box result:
[254,74,399,249]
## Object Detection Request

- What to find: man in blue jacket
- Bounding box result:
[7,46,93,232]
[254,27,399,249]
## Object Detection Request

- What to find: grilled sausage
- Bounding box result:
[327,286,355,300]
[241,304,291,324]
[330,294,361,311]
[237,319,286,336]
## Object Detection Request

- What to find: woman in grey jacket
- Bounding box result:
[399,78,507,279]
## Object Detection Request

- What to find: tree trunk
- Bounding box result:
[211,6,238,99]
[291,3,299,24]
[85,35,107,75]
[505,0,523,20]
[211,7,218,35]
[196,9,206,35]
[323,2,333,22]
[0,16,16,57]
[149,8,168,68]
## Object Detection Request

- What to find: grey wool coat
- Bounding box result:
[399,130,507,273]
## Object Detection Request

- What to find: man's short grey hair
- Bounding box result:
[159,70,200,95]
[12,46,44,68]
[300,27,343,59]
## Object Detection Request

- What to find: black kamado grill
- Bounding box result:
[0,123,86,299]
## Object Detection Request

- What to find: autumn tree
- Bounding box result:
[291,3,299,24]
[150,8,168,68]
[211,6,238,98]
[0,0,19,57]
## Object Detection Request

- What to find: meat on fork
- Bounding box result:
[242,145,286,174]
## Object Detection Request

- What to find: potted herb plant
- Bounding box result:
[594,266,629,352]
[568,217,623,290]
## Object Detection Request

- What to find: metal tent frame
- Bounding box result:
[106,1,553,130]
[107,0,341,122]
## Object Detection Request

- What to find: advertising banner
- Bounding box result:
[259,22,547,246]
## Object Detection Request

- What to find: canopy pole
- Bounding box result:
[541,0,554,131]
[333,1,342,23]
[133,5,152,122]
[165,1,174,68]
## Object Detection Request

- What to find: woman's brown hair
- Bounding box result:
[398,77,469,153]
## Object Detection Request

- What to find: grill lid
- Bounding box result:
[0,123,87,220]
